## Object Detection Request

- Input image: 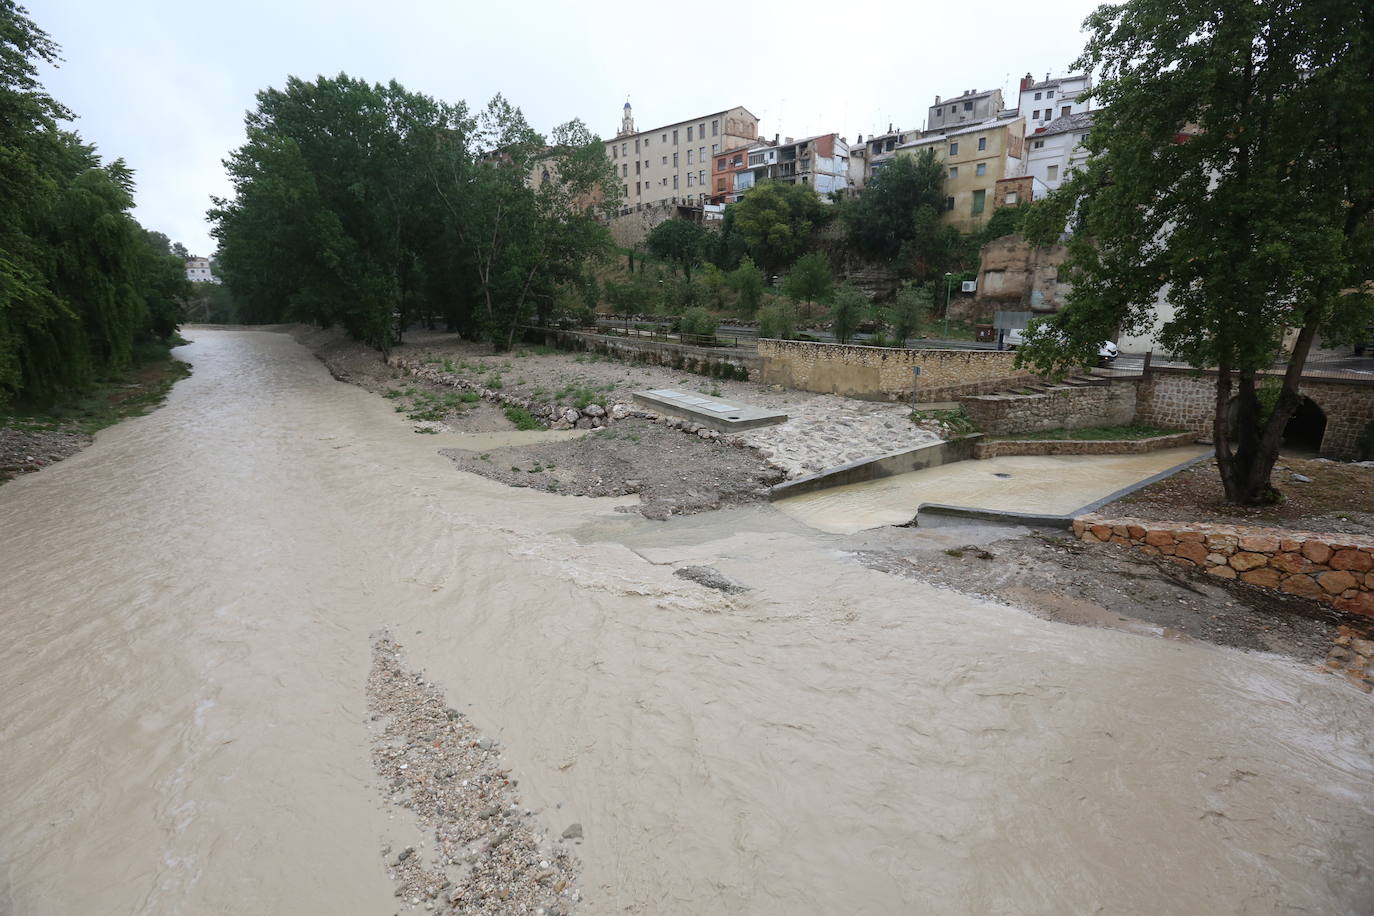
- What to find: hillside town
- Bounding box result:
[5,1,1374,915]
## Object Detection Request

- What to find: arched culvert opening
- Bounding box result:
[1282,396,1326,456]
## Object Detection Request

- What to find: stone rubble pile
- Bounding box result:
[390,355,938,481]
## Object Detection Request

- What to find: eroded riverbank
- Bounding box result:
[2,327,1371,915]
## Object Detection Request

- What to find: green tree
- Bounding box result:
[699,263,728,310]
[1021,0,1374,505]
[829,284,867,344]
[782,252,833,317]
[726,257,764,316]
[646,218,710,279]
[668,275,703,313]
[845,150,945,261]
[730,181,826,271]
[885,284,932,345]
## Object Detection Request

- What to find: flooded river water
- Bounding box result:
[1,328,1371,914]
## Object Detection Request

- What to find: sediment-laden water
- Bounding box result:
[1,328,1370,914]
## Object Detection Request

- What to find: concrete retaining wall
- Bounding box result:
[758,339,1031,401]
[769,435,981,500]
[960,381,1137,435]
[1073,515,1374,618]
[974,432,1197,459]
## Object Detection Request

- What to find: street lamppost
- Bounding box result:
[943,272,955,340]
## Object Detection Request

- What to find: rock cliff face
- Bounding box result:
[973,234,1070,314]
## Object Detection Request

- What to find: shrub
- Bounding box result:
[830,284,867,344]
[679,306,718,339]
[727,257,765,316]
[504,405,545,430]
[758,302,798,340]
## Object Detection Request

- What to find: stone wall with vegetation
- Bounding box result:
[960,381,1138,435]
[1073,515,1374,618]
[535,328,760,380]
[1135,368,1374,460]
[974,432,1196,459]
[758,339,1032,401]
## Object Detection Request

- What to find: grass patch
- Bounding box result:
[910,407,979,436]
[994,424,1182,441]
[503,405,545,430]
[1,354,192,437]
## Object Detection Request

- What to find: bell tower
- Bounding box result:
[619,98,636,137]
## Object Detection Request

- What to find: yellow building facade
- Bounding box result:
[895,117,1026,233]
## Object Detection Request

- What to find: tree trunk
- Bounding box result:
[1213,323,1319,505]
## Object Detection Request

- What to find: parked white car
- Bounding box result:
[1004,327,1118,361]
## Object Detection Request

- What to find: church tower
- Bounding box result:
[618,99,636,138]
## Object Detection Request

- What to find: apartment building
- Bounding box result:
[709,143,761,204]
[1018,73,1091,132]
[896,116,1027,232]
[926,88,1006,133]
[604,101,760,210]
[729,133,851,200]
[1026,111,1095,191]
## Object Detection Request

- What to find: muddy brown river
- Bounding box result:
[2,328,1371,914]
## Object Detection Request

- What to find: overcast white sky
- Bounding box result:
[35,0,1104,256]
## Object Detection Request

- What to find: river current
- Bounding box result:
[1,328,1370,914]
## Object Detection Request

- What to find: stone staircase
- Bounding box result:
[984,374,1111,398]
[958,374,1137,435]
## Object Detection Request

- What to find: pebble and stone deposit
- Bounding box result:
[380,332,936,481]
[369,637,581,914]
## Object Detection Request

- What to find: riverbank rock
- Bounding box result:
[673,565,749,594]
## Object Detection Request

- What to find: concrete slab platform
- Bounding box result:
[772,446,1210,535]
[633,389,788,432]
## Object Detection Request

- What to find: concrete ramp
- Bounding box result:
[633,389,787,433]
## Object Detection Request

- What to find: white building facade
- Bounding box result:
[1025,111,1095,192]
[185,256,220,284]
[1018,73,1091,132]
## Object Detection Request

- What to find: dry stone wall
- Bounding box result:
[1135,369,1374,459]
[758,340,1031,401]
[1073,515,1374,618]
[960,381,1138,435]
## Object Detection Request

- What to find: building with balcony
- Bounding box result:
[604,101,760,211]
[730,133,851,201]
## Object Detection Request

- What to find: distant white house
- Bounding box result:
[185,256,221,284]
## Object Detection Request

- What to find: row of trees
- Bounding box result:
[209,76,621,352]
[1,3,190,407]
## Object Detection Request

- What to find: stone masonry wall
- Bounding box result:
[758,339,1029,401]
[535,328,760,380]
[1135,369,1374,459]
[1073,515,1374,618]
[960,381,1138,435]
